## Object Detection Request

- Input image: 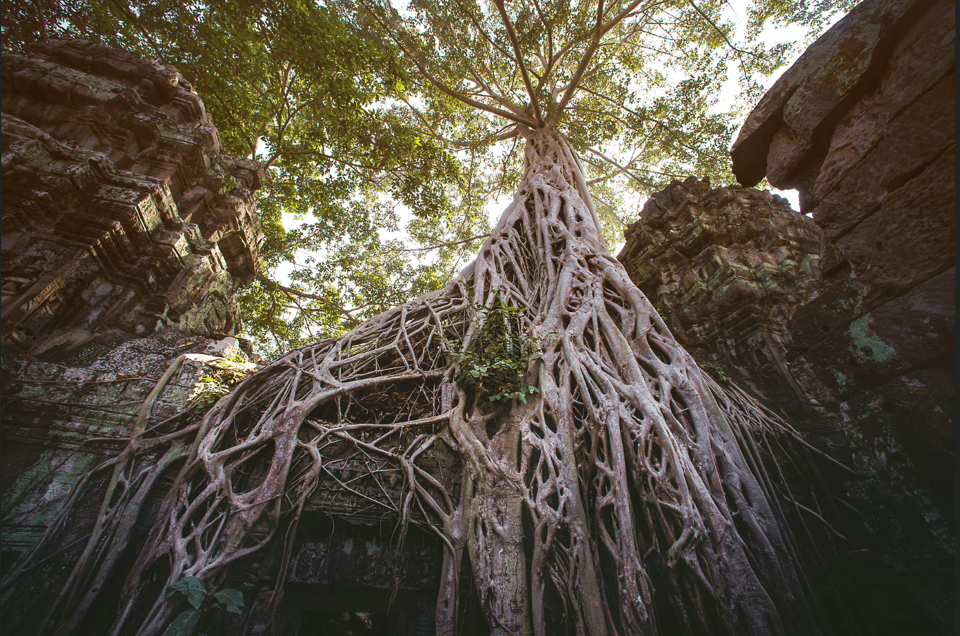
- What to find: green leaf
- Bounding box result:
[167,576,208,609]
[213,588,245,615]
[161,609,200,636]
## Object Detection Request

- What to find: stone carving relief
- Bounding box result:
[618,176,831,428]
[1,40,265,360]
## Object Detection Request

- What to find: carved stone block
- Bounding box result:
[1,41,265,358]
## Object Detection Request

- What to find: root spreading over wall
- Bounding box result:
[3,130,837,636]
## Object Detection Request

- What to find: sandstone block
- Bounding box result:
[835,149,955,306]
[730,0,924,187]
[812,71,954,238]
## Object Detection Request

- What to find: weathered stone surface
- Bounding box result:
[618,176,831,427]
[730,0,950,190]
[817,266,953,386]
[729,0,955,492]
[832,143,954,307]
[790,266,955,488]
[618,176,954,635]
[0,328,256,552]
[1,40,265,357]
[812,72,954,245]
[730,0,954,317]
[287,521,442,590]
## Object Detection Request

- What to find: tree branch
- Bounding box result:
[209,92,259,157]
[257,275,361,325]
[687,0,756,58]
[397,97,520,149]
[556,0,649,114]
[359,0,537,127]
[492,0,544,126]
[583,146,656,190]
[466,71,535,122]
[394,234,489,254]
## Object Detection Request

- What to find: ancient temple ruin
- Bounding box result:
[1,0,955,631]
[617,176,953,634]
[730,0,955,500]
[1,40,263,359]
[1,38,264,569]
[0,41,466,634]
[618,178,830,428]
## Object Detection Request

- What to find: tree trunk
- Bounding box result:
[4,127,831,636]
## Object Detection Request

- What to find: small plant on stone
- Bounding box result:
[701,362,732,386]
[444,292,542,408]
[188,353,251,412]
[162,576,244,636]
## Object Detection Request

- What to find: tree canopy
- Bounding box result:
[2,0,855,358]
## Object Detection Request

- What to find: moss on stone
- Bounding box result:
[847,314,899,366]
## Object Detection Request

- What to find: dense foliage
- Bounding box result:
[1,0,854,359]
[446,290,543,406]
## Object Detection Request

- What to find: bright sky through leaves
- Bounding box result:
[275,0,842,267]
[0,0,855,357]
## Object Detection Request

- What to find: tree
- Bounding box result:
[2,0,475,358]
[2,0,851,357]
[2,1,858,635]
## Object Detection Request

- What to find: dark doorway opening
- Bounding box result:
[296,611,388,636]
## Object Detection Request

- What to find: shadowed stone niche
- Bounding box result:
[1,40,265,361]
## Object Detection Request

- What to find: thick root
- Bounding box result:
[5,130,832,636]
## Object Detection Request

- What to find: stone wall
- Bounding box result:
[1,40,265,360]
[729,0,955,510]
[1,329,255,555]
[618,177,954,634]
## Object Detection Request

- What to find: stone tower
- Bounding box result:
[1,40,265,362]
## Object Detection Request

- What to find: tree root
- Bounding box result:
[3,130,844,636]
